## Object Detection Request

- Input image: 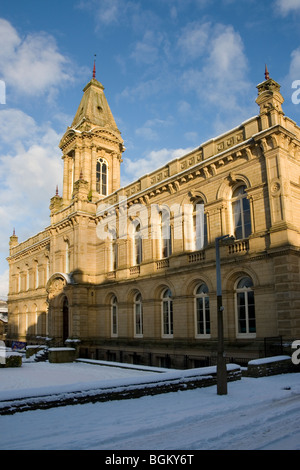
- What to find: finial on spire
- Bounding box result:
[56,185,59,196]
[265,64,270,80]
[13,228,15,236]
[93,54,96,79]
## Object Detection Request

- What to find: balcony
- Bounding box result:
[228,239,249,254]
[130,266,140,275]
[156,259,170,270]
[188,250,206,263]
[107,271,116,280]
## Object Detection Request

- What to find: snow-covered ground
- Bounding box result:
[0,360,300,450]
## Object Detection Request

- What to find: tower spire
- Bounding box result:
[93,54,96,79]
[265,64,270,80]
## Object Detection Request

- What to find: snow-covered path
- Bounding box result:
[1,365,300,450]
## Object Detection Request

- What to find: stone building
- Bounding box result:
[0,299,8,340]
[6,68,300,368]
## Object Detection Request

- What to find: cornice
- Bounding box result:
[7,236,50,262]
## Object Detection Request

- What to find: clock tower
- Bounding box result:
[59,65,125,206]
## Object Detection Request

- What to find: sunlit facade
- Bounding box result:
[7,71,300,368]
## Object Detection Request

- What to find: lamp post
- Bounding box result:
[215,234,235,395]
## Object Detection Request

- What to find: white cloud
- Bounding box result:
[288,47,300,81]
[177,100,191,115]
[130,30,165,65]
[0,109,63,292]
[181,23,250,113]
[122,147,193,185]
[0,269,9,299]
[275,0,300,16]
[135,126,158,141]
[177,22,211,61]
[0,18,75,98]
[0,109,37,148]
[135,117,173,141]
[118,76,168,101]
[76,0,131,27]
[184,131,199,143]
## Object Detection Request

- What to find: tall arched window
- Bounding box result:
[162,288,173,337]
[134,223,142,265]
[195,283,210,337]
[134,293,143,337]
[232,184,251,239]
[236,277,256,336]
[96,157,108,196]
[34,304,38,335]
[35,262,39,289]
[108,229,118,271]
[17,268,21,292]
[193,200,207,250]
[111,240,118,271]
[46,258,50,282]
[24,305,28,336]
[65,241,70,273]
[160,210,172,258]
[26,265,30,291]
[111,295,118,337]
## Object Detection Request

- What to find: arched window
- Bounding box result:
[96,157,108,196]
[236,277,256,336]
[65,241,70,273]
[62,296,69,343]
[232,184,251,239]
[193,200,207,250]
[111,296,118,337]
[162,288,173,337]
[35,262,39,289]
[34,304,38,335]
[24,305,28,336]
[108,229,118,271]
[134,223,142,265]
[195,283,210,337]
[134,293,143,337]
[46,258,50,282]
[26,266,30,291]
[17,268,21,292]
[160,210,172,258]
[111,240,118,271]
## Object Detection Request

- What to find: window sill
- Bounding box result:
[236,333,256,339]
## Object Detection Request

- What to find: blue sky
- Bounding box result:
[1,0,300,297]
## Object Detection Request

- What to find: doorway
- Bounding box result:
[62,296,69,343]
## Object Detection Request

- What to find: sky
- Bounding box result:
[1,0,300,298]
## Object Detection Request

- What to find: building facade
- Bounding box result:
[6,71,300,368]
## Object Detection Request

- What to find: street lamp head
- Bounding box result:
[216,234,235,245]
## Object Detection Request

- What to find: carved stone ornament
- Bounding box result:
[47,277,67,300]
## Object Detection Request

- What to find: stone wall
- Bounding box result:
[246,355,295,377]
[48,347,76,363]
